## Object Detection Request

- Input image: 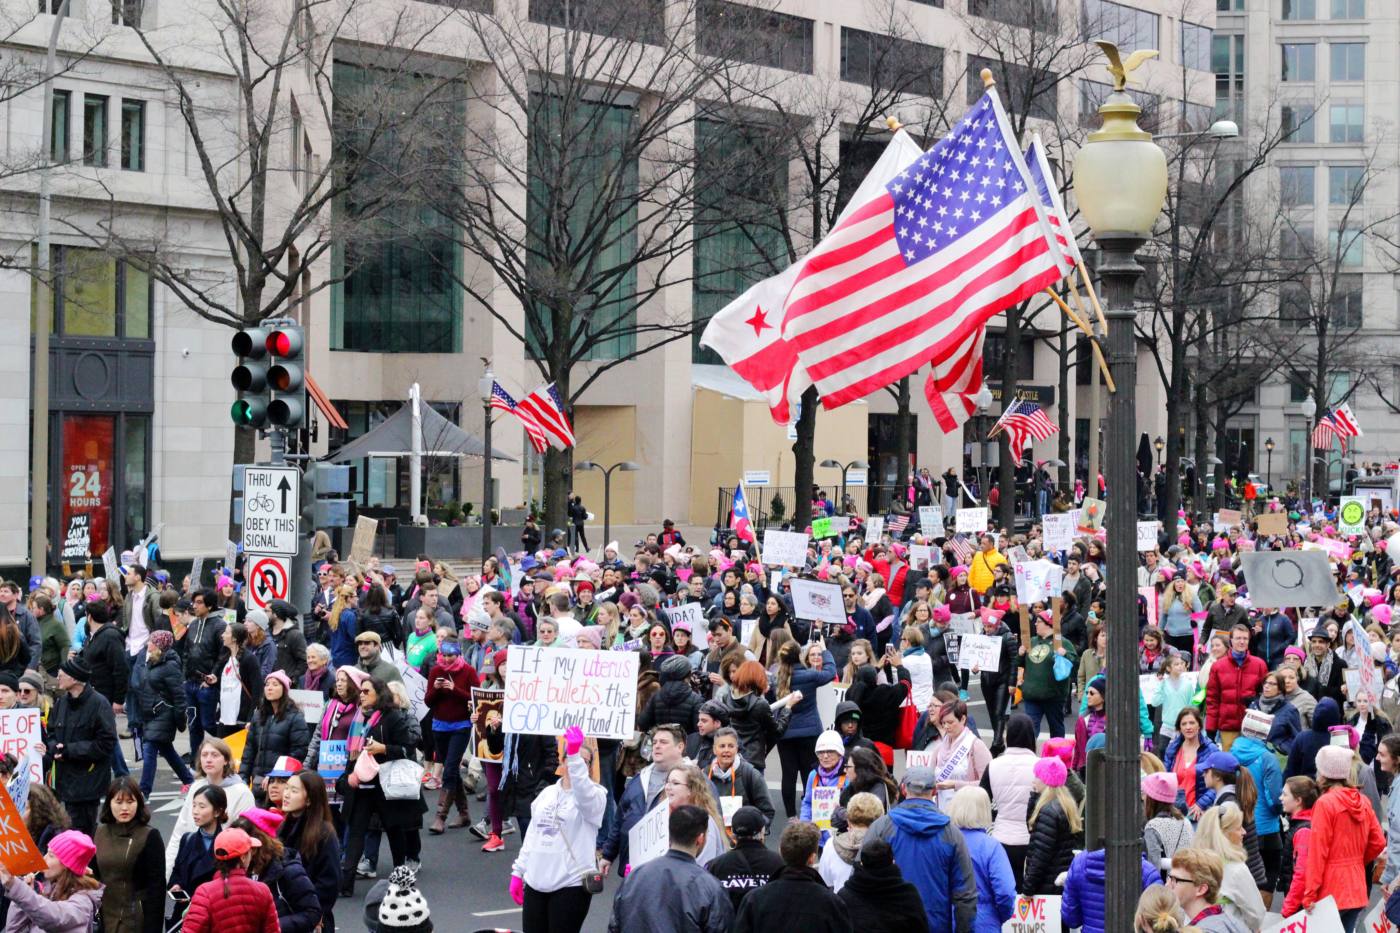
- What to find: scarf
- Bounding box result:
[815,761,842,784]
[1230,650,1248,665]
[902,645,926,658]
[862,588,886,612]
[1256,693,1284,714]
[436,653,467,673]
[1305,648,1335,687]
[302,666,329,694]
[319,698,358,741]
[346,709,380,757]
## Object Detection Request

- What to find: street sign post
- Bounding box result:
[241,466,299,556]
[246,555,291,610]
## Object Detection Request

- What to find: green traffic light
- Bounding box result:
[231,398,268,428]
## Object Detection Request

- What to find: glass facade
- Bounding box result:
[1281,43,1315,82]
[840,28,942,98]
[1212,35,1244,122]
[31,245,152,338]
[120,99,144,171]
[1082,0,1159,51]
[698,0,814,74]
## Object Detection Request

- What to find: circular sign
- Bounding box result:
[1340,500,1366,528]
[248,556,289,610]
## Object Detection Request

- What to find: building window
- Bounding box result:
[1279,165,1314,206]
[1279,281,1310,329]
[1328,165,1364,204]
[1330,43,1364,81]
[528,0,662,44]
[1328,274,1362,327]
[119,99,143,171]
[31,245,152,339]
[968,55,1058,122]
[82,94,108,167]
[1083,0,1158,51]
[1329,103,1363,142]
[1213,34,1244,123]
[698,0,813,74]
[1330,0,1362,15]
[1181,21,1211,71]
[1281,104,1315,142]
[969,0,1057,31]
[1280,224,1314,259]
[1218,0,1244,8]
[839,28,942,98]
[111,0,140,25]
[1329,224,1362,266]
[50,89,69,162]
[1281,43,1315,82]
[1282,0,1315,17]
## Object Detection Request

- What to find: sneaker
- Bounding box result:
[179,784,191,796]
[500,818,517,836]
[469,818,489,840]
[356,858,375,879]
[959,689,969,701]
[422,773,441,790]
[481,834,505,853]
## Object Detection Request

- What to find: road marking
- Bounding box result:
[472,908,522,917]
[156,800,184,813]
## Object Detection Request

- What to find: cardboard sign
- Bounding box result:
[350,515,378,566]
[957,633,1002,672]
[812,517,835,539]
[919,506,944,535]
[1013,560,1063,605]
[628,801,669,869]
[102,547,120,582]
[1137,521,1160,552]
[317,739,348,780]
[811,785,840,830]
[1257,512,1290,536]
[1077,498,1105,533]
[0,784,47,874]
[190,556,205,589]
[955,507,988,534]
[865,516,884,541]
[1240,550,1342,608]
[904,749,936,770]
[61,515,90,561]
[1002,894,1062,933]
[289,689,325,725]
[762,530,810,567]
[503,646,639,740]
[909,545,934,571]
[399,661,429,722]
[1261,896,1344,933]
[789,579,847,627]
[1041,513,1074,552]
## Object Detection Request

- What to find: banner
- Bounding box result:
[762,530,810,567]
[503,646,638,740]
[661,603,705,639]
[1257,512,1289,536]
[60,515,90,562]
[317,740,348,780]
[1041,514,1074,552]
[815,683,848,729]
[1139,586,1158,630]
[812,516,835,539]
[1013,560,1063,605]
[628,801,669,869]
[1077,498,1105,533]
[350,515,377,566]
[904,749,936,770]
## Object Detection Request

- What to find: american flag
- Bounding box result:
[923,328,987,433]
[947,533,975,565]
[1025,134,1082,275]
[489,382,548,453]
[776,88,1062,410]
[990,398,1058,466]
[1314,404,1362,451]
[516,383,576,450]
[886,514,910,537]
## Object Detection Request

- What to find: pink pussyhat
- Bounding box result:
[48,830,96,875]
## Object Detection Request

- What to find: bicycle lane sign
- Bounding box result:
[247,555,290,611]
[241,466,299,557]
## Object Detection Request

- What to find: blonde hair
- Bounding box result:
[387,681,411,711]
[845,792,884,828]
[1171,848,1225,901]
[1030,784,1083,835]
[668,764,729,852]
[328,584,355,632]
[1194,804,1246,864]
[1135,884,1187,933]
[595,602,621,646]
[1141,751,1165,774]
[945,786,993,830]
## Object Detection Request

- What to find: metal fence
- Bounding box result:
[715,484,916,531]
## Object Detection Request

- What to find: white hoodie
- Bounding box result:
[511,751,607,893]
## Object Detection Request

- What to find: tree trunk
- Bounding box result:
[998,304,1021,531]
[893,376,911,499]
[793,385,819,528]
[1160,362,1187,532]
[543,445,573,537]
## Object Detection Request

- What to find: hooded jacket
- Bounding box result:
[707,838,784,912]
[732,864,853,933]
[784,649,838,737]
[867,799,978,933]
[958,826,1017,933]
[836,855,932,933]
[1279,807,1313,918]
[1228,736,1284,835]
[131,648,186,744]
[818,827,866,892]
[723,692,787,769]
[82,623,128,705]
[639,667,703,734]
[1303,785,1386,910]
[1022,799,1077,895]
[1285,697,1343,779]
[1061,849,1158,933]
[834,702,877,756]
[980,743,1038,848]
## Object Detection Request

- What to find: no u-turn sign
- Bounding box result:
[247,555,290,610]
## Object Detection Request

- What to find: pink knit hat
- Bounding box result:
[931,604,952,623]
[1033,756,1068,788]
[265,669,293,696]
[1041,737,1075,767]
[241,807,285,836]
[1141,772,1178,804]
[1316,745,1353,781]
[338,665,370,690]
[49,830,96,875]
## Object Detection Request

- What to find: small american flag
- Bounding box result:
[948,533,975,565]
[1314,405,1361,451]
[990,398,1057,465]
[887,515,910,537]
[489,382,548,453]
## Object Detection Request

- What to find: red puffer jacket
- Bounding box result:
[1205,653,1267,732]
[181,868,280,933]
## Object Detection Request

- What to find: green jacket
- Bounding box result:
[1020,635,1078,701]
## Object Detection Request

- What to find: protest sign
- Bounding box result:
[1261,896,1343,933]
[830,516,850,533]
[0,785,47,875]
[1137,521,1160,552]
[957,633,1002,672]
[1041,513,1074,552]
[399,662,429,722]
[919,506,944,535]
[503,646,639,740]
[1008,546,1030,564]
[790,579,847,628]
[190,556,205,589]
[61,515,90,561]
[762,530,810,567]
[1139,674,1161,704]
[1257,512,1289,536]
[1240,551,1342,608]
[719,795,743,827]
[1316,537,1354,562]
[102,547,120,583]
[1363,899,1394,933]
[1013,560,1063,605]
[318,740,348,780]
[740,617,757,647]
[1216,508,1243,530]
[224,728,248,772]
[1139,586,1158,630]
[289,689,325,725]
[812,516,835,539]
[865,516,884,541]
[1002,895,1062,933]
[350,515,377,566]
[0,710,43,785]
[662,602,704,635]
[904,749,936,770]
[5,747,38,815]
[815,683,848,729]
[811,785,840,830]
[628,801,669,868]
[908,545,934,571]
[950,614,979,635]
[1077,498,1105,533]
[955,507,988,534]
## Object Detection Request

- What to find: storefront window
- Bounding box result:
[59,415,115,559]
[124,263,150,338]
[123,417,148,543]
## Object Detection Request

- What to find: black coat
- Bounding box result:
[638,680,702,734]
[848,665,910,746]
[180,612,226,682]
[503,733,559,820]
[335,707,428,831]
[733,865,853,933]
[131,650,185,744]
[1023,799,1077,895]
[707,839,785,913]
[723,693,788,770]
[921,624,958,686]
[357,609,400,650]
[259,852,323,933]
[277,816,341,927]
[241,706,312,782]
[46,684,117,803]
[82,623,128,705]
[93,822,166,933]
[836,861,931,933]
[168,830,217,900]
[272,626,308,685]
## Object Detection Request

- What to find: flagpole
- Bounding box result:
[741,481,764,566]
[1044,287,1117,392]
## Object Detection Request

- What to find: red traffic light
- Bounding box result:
[265,327,303,358]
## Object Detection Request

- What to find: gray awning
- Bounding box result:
[325,398,517,463]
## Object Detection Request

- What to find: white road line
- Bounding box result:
[472,908,522,917]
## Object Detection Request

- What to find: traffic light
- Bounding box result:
[230,326,270,428]
[265,324,306,430]
[300,461,352,530]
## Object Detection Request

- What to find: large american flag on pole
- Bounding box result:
[1313,404,1362,451]
[1025,133,1082,274]
[990,398,1058,466]
[779,89,1062,410]
[489,382,548,453]
[517,383,576,450]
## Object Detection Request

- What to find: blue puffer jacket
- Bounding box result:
[784,651,838,737]
[1062,849,1158,933]
[960,827,1017,933]
[1164,733,1221,812]
[867,799,978,933]
[1246,697,1303,756]
[1229,735,1284,835]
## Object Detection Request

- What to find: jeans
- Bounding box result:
[139,738,194,796]
[112,735,129,778]
[1341,907,1362,933]
[187,682,219,744]
[433,728,472,792]
[594,745,617,850]
[1021,697,1066,738]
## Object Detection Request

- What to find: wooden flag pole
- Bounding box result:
[1044,287,1117,392]
[1075,261,1110,336]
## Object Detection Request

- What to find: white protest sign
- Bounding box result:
[815,683,848,728]
[289,689,325,725]
[919,506,944,535]
[1013,560,1063,605]
[719,795,743,826]
[1261,896,1344,933]
[865,516,884,541]
[909,545,934,571]
[398,663,429,723]
[789,579,847,628]
[957,633,1002,672]
[223,540,238,575]
[1363,899,1394,933]
[628,801,669,868]
[955,507,988,534]
[762,530,810,567]
[1137,521,1160,552]
[740,617,758,647]
[662,602,704,635]
[1139,674,1161,704]
[503,646,639,740]
[1042,514,1074,552]
[811,785,840,830]
[102,547,119,582]
[1003,894,1063,933]
[904,749,936,771]
[0,710,42,784]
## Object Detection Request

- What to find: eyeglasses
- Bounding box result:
[1167,875,1196,886]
